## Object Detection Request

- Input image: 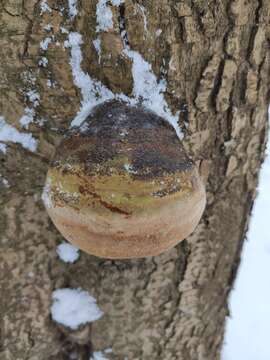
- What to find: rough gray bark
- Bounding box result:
[0,0,269,359]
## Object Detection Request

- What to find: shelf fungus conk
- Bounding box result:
[43,101,206,259]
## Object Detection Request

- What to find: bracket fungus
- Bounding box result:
[43,101,206,259]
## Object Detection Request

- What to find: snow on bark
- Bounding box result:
[123,48,182,139]
[63,0,182,138]
[68,0,78,19]
[64,32,114,127]
[51,288,103,330]
[56,243,80,263]
[40,37,52,51]
[0,143,7,153]
[0,175,9,188]
[90,351,109,360]
[38,57,48,67]
[0,116,38,152]
[40,0,52,15]
[19,108,35,129]
[93,38,102,63]
[96,0,114,32]
[41,177,53,208]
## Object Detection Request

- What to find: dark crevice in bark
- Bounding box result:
[56,335,92,360]
[142,257,158,291]
[22,21,33,59]
[2,7,20,17]
[256,53,267,93]
[78,344,92,360]
[246,0,263,67]
[225,89,234,142]
[190,1,206,35]
[170,0,186,45]
[22,0,38,22]
[223,0,235,58]
[178,17,186,44]
[210,59,225,112]
[21,1,36,60]
[118,2,129,47]
[239,67,248,105]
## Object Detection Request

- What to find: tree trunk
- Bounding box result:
[0,1,269,359]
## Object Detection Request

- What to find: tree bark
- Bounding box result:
[0,1,269,360]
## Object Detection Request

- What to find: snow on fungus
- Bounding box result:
[43,101,206,259]
[51,288,103,330]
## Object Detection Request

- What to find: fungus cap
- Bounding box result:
[43,101,206,259]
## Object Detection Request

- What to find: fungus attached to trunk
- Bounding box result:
[43,101,206,259]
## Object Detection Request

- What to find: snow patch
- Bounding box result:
[0,116,38,152]
[40,0,52,14]
[91,351,108,360]
[65,32,114,127]
[38,57,48,67]
[68,0,78,19]
[40,37,52,51]
[96,0,113,32]
[156,28,162,37]
[42,177,53,208]
[57,242,80,263]
[51,288,103,330]
[111,0,123,5]
[60,27,69,34]
[124,49,182,139]
[137,4,148,34]
[19,90,40,129]
[44,23,53,32]
[104,348,113,354]
[93,38,102,63]
[19,107,35,129]
[65,6,182,138]
[124,163,137,174]
[26,90,40,107]
[0,175,9,188]
[0,143,7,153]
[46,79,56,88]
